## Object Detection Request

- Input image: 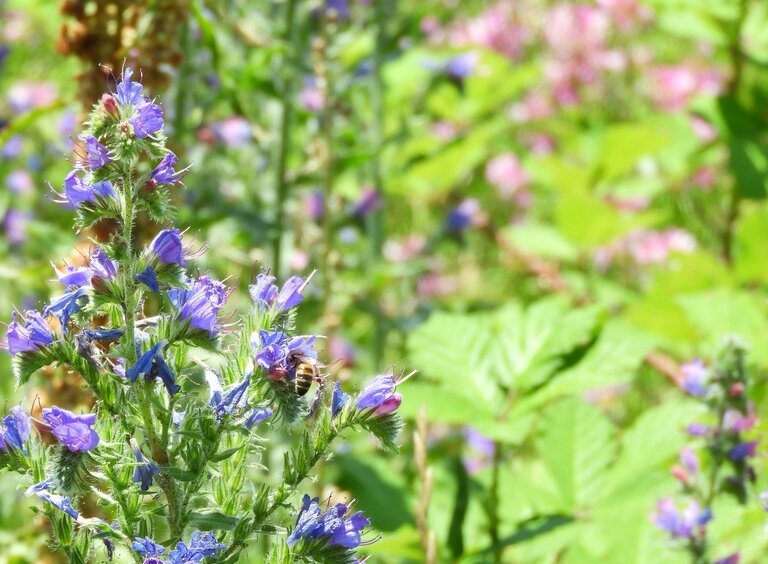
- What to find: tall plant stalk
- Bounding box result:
[272,0,299,278]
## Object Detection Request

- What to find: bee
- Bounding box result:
[288,353,322,396]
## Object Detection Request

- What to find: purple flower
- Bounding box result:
[687,423,710,437]
[680,359,709,397]
[44,286,89,331]
[715,555,740,564]
[729,441,758,461]
[331,381,349,417]
[254,329,289,377]
[212,367,252,420]
[350,187,382,217]
[166,531,226,562]
[150,229,185,266]
[55,265,92,288]
[132,537,164,557]
[6,170,33,194]
[82,135,111,169]
[115,67,144,106]
[82,327,124,342]
[91,248,118,281]
[249,274,279,310]
[287,495,371,549]
[444,52,478,79]
[249,274,307,313]
[0,406,31,454]
[150,152,182,185]
[25,480,79,519]
[679,448,699,476]
[4,209,30,245]
[130,101,163,138]
[356,374,398,411]
[131,438,157,492]
[42,406,99,452]
[653,498,711,538]
[58,170,116,207]
[304,191,324,221]
[244,407,273,429]
[6,310,54,355]
[168,276,228,336]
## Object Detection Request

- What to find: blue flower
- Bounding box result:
[150,229,185,266]
[131,536,165,557]
[0,406,31,454]
[356,374,395,410]
[445,199,482,233]
[287,495,371,549]
[55,265,92,288]
[126,341,180,395]
[350,187,382,217]
[130,101,163,138]
[42,406,99,452]
[91,248,118,281]
[150,152,183,185]
[331,381,349,418]
[135,266,160,292]
[249,274,278,310]
[444,52,478,79]
[26,480,79,519]
[212,366,252,421]
[6,310,54,355]
[286,495,324,546]
[115,67,144,106]
[82,135,111,169]
[653,498,711,539]
[44,286,89,331]
[244,407,272,429]
[82,327,124,341]
[168,275,228,336]
[729,441,758,461]
[166,531,226,563]
[254,329,288,373]
[681,359,710,397]
[131,439,157,492]
[249,274,307,313]
[59,170,116,207]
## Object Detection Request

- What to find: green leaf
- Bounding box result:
[189,511,239,531]
[598,123,672,181]
[500,222,579,262]
[729,138,768,199]
[677,288,768,364]
[536,398,616,511]
[513,322,657,415]
[605,399,704,493]
[209,446,245,463]
[158,467,197,482]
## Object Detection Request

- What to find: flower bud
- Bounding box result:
[729,382,744,397]
[101,93,118,115]
[375,392,402,416]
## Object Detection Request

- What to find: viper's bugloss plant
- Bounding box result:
[1,67,405,563]
[653,339,755,563]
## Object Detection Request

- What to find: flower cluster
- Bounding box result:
[1,66,405,563]
[653,339,756,562]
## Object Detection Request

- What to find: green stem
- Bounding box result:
[272,0,299,277]
[488,443,502,564]
[369,0,388,368]
[319,18,335,315]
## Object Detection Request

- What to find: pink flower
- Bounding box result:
[691,115,718,142]
[597,0,653,30]
[485,153,529,198]
[651,66,725,111]
[625,229,697,264]
[383,234,426,263]
[7,81,57,112]
[450,7,529,61]
[212,117,251,147]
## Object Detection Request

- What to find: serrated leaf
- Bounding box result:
[513,322,657,415]
[605,399,704,493]
[536,398,616,511]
